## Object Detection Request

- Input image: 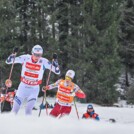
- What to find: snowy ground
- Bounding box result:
[0,97,134,134]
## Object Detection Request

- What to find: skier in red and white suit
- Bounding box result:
[43,70,86,118]
[6,45,60,115]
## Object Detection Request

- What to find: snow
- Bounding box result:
[0,97,134,134]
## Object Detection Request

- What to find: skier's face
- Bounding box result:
[87,108,94,113]
[65,76,72,83]
[32,53,42,62]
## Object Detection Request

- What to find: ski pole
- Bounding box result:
[45,60,53,115]
[38,59,53,117]
[6,47,19,81]
[8,54,16,80]
[1,47,18,111]
[38,53,58,117]
[73,97,80,120]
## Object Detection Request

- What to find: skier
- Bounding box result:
[82,104,100,120]
[0,86,16,113]
[42,70,86,118]
[5,45,60,115]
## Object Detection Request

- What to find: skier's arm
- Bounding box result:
[73,85,86,99]
[43,58,60,75]
[42,79,61,91]
[6,54,27,64]
[48,80,60,90]
[94,114,100,121]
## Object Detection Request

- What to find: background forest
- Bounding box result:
[0,0,134,105]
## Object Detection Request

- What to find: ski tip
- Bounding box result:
[109,118,116,123]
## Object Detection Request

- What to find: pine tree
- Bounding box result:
[119,0,134,87]
[0,0,21,86]
[119,0,134,103]
[69,0,122,105]
[0,0,57,88]
[0,0,124,105]
[82,0,122,105]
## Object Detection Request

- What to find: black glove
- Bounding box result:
[53,60,59,67]
[53,53,58,60]
[13,47,19,54]
[40,103,45,109]
[52,53,59,67]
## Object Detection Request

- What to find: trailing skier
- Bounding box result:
[42,70,86,118]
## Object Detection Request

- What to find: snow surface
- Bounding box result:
[0,97,134,134]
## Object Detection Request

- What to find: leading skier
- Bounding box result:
[6,45,60,115]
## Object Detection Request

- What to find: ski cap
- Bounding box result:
[87,104,93,109]
[65,70,75,79]
[32,45,43,55]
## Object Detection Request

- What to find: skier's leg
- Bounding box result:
[12,82,27,114]
[59,106,71,118]
[12,96,23,114]
[25,98,36,115]
[25,85,39,115]
[49,103,61,117]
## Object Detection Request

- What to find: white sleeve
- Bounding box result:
[43,58,60,75]
[73,84,81,92]
[48,79,61,90]
[6,54,27,64]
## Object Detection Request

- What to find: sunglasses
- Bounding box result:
[87,108,93,111]
[65,76,72,81]
[33,53,42,57]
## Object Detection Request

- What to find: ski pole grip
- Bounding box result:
[13,47,19,54]
[53,53,58,60]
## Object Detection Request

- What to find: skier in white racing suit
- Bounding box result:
[6,45,60,115]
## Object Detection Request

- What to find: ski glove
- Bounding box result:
[53,53,58,60]
[42,86,50,92]
[5,79,12,88]
[52,53,59,67]
[6,54,16,63]
[40,103,45,109]
[52,59,59,67]
[70,91,75,96]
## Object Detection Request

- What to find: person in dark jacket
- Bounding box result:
[0,87,16,113]
[82,104,100,121]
